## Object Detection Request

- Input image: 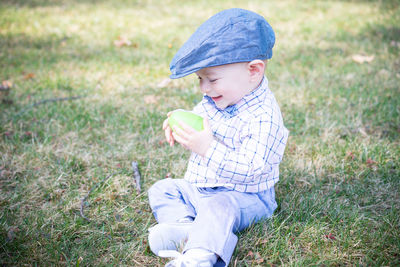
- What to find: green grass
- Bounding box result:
[1,0,399,266]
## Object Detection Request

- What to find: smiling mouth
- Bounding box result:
[211,96,223,101]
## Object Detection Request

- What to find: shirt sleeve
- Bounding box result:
[202,114,287,185]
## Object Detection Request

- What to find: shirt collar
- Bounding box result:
[205,76,268,118]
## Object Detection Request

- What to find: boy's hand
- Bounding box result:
[172,117,214,157]
[163,112,175,146]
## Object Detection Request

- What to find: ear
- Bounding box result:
[247,60,265,82]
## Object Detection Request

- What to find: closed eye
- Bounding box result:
[196,75,218,83]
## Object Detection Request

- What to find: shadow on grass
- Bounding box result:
[0,0,145,8]
[2,0,400,10]
[0,32,157,70]
[361,24,400,42]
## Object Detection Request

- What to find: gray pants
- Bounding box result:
[148,178,277,266]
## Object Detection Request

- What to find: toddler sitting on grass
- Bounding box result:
[148,8,289,267]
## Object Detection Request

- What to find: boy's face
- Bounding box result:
[195,63,253,110]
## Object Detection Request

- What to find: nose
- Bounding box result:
[200,79,210,94]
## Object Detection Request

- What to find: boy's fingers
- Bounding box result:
[173,126,187,140]
[163,117,175,146]
[172,132,186,147]
[203,117,211,131]
[162,119,169,130]
[165,126,174,142]
[177,121,195,134]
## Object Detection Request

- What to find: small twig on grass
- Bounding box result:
[131,161,142,194]
[80,171,117,222]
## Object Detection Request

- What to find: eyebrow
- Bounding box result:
[207,69,220,75]
[198,70,219,78]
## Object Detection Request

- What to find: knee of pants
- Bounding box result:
[148,178,174,200]
[200,194,240,227]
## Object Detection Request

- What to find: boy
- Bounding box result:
[148,8,289,267]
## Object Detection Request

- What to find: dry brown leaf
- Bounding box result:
[23,73,35,80]
[366,158,377,166]
[256,259,265,264]
[157,78,172,88]
[257,238,268,244]
[158,139,167,146]
[110,193,118,200]
[325,233,336,240]
[352,54,374,63]
[144,95,159,104]
[346,151,355,160]
[114,36,132,47]
[1,80,12,89]
[7,226,19,242]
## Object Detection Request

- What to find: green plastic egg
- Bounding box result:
[168,110,204,132]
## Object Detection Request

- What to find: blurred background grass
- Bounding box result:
[1,0,399,266]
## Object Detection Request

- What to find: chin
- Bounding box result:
[216,104,227,109]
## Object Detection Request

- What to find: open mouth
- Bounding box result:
[211,95,223,102]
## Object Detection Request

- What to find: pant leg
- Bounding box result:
[184,187,277,266]
[148,178,199,223]
[236,187,277,232]
[148,180,277,266]
[184,191,239,266]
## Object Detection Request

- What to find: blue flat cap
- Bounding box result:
[169,8,275,79]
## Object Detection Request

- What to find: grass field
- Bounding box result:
[1,0,399,266]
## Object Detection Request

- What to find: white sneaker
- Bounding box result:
[148,222,193,255]
[159,250,215,267]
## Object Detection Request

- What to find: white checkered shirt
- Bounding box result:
[184,77,289,193]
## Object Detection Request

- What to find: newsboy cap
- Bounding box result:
[169,8,275,79]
